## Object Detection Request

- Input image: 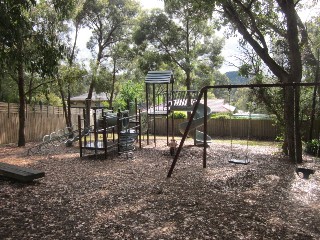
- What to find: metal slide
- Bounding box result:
[178,102,212,145]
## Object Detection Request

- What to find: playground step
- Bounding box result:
[0,162,45,182]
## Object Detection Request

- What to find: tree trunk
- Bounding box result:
[282,134,289,156]
[283,87,295,160]
[58,80,72,137]
[108,59,117,109]
[58,76,68,125]
[18,61,26,147]
[285,1,303,163]
[85,79,95,128]
[283,85,302,163]
[67,86,72,129]
[186,69,192,119]
[27,71,34,104]
[86,62,99,128]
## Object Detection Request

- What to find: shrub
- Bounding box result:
[305,139,320,156]
[211,113,230,119]
[171,111,187,119]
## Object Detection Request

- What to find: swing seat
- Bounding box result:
[229,158,250,165]
[296,167,315,179]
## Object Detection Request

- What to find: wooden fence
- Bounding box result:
[0,102,81,145]
[0,112,80,144]
[1,101,318,144]
[151,118,279,139]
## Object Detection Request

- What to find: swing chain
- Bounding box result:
[228,88,233,158]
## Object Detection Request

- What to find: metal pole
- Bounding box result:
[139,109,142,148]
[78,115,82,157]
[203,89,207,168]
[146,83,149,145]
[166,83,169,145]
[153,83,156,147]
[103,115,107,159]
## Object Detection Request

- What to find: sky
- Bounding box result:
[140,0,164,9]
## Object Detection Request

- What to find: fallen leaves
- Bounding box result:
[0,140,319,239]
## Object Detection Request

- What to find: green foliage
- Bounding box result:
[211,113,230,119]
[113,98,126,111]
[210,71,230,99]
[170,111,187,119]
[115,80,143,110]
[82,0,139,61]
[305,139,320,157]
[225,71,249,85]
[275,135,284,142]
[59,64,88,93]
[134,4,224,90]
[0,73,19,102]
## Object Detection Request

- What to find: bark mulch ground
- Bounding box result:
[0,139,319,239]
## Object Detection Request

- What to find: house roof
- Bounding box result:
[145,70,174,84]
[70,92,108,102]
[202,99,236,113]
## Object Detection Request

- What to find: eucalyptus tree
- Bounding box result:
[0,0,71,146]
[134,2,224,92]
[79,0,139,125]
[113,43,133,108]
[81,0,139,99]
[56,0,87,132]
[189,0,319,163]
[0,0,36,146]
[57,64,88,129]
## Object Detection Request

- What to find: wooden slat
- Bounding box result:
[0,162,45,182]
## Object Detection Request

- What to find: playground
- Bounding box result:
[0,138,320,239]
[1,71,320,239]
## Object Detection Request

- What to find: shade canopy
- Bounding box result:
[145,70,174,84]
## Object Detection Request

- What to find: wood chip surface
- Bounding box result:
[0,140,319,239]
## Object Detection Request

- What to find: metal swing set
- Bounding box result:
[167,82,319,178]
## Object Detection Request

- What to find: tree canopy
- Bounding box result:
[0,0,319,164]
